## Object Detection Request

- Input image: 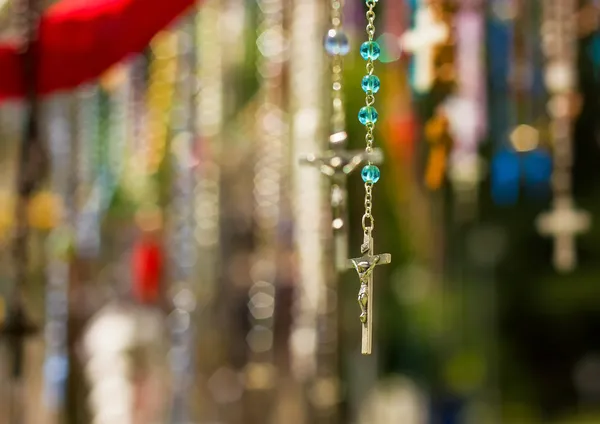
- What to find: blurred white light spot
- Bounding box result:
[309,377,339,408]
[491,0,517,21]
[84,306,136,355]
[290,327,317,357]
[332,218,344,230]
[244,362,276,390]
[208,367,244,404]
[173,288,197,312]
[168,308,190,334]
[249,291,275,320]
[545,61,575,93]
[246,326,273,352]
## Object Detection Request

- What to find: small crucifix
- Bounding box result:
[536,196,591,273]
[346,232,391,355]
[400,2,449,93]
[300,131,383,271]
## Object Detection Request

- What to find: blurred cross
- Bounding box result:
[536,196,591,273]
[400,2,449,93]
[300,131,383,271]
[346,233,391,355]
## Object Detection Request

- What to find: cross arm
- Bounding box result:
[346,253,392,270]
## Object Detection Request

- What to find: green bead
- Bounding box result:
[361,165,381,183]
[360,41,381,61]
[361,75,381,93]
[358,106,378,125]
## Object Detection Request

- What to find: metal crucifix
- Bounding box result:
[300,131,383,271]
[346,232,391,355]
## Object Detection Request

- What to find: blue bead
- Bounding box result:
[358,106,378,125]
[362,165,381,183]
[324,29,350,56]
[360,41,381,60]
[361,75,381,93]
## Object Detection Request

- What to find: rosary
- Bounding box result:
[535,0,590,272]
[348,0,391,355]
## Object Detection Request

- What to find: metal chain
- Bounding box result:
[361,1,378,235]
[147,31,178,174]
[330,0,346,136]
[168,15,199,423]
[245,0,286,413]
[44,94,73,412]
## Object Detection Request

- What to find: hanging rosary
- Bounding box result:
[301,0,383,273]
[44,94,75,413]
[167,15,198,422]
[348,0,391,356]
[535,0,590,272]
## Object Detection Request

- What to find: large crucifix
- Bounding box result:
[536,196,591,272]
[300,131,383,271]
[346,232,391,355]
[400,1,449,93]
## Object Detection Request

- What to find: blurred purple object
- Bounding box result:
[447,2,486,164]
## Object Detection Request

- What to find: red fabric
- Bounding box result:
[386,113,416,164]
[0,0,196,100]
[132,239,163,305]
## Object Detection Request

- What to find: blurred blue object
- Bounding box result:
[523,148,552,198]
[492,148,552,205]
[491,149,520,205]
[44,353,69,407]
[588,33,600,81]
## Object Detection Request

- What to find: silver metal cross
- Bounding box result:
[346,232,391,355]
[536,196,591,273]
[300,131,383,271]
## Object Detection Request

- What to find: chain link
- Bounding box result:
[366,6,376,41]
[362,182,374,232]
[361,3,378,235]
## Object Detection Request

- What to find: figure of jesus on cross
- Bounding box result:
[347,232,391,355]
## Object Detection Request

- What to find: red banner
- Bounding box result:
[0,0,196,100]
